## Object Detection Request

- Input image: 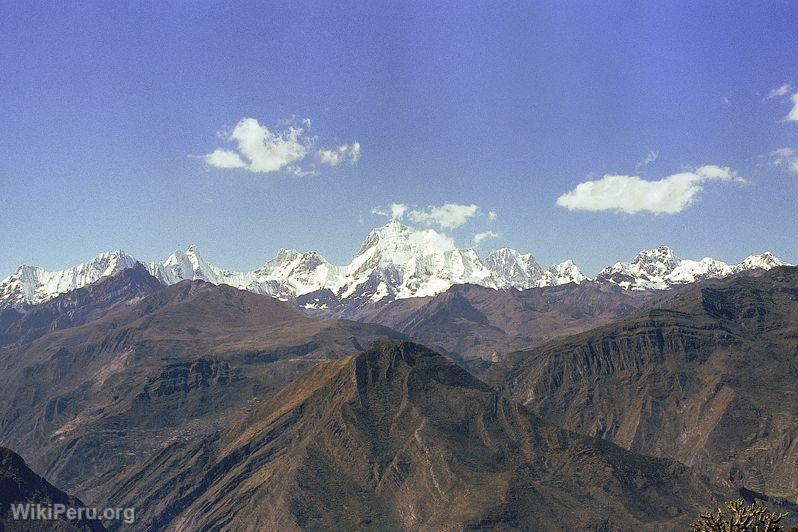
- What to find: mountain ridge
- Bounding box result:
[100,340,731,530]
[487,265,798,502]
[1,221,789,309]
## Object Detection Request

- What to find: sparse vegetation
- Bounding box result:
[691,499,792,531]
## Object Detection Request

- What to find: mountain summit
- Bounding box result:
[0,222,789,309]
[596,246,788,290]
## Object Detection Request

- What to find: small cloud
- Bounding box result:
[372,202,483,230]
[203,148,246,169]
[769,147,798,174]
[318,141,361,166]
[202,117,311,174]
[200,117,359,175]
[788,93,798,122]
[764,84,791,101]
[762,85,798,122]
[407,203,480,230]
[371,202,408,220]
[487,210,497,221]
[556,165,743,215]
[286,165,319,177]
[473,230,500,244]
[721,96,731,106]
[635,150,659,171]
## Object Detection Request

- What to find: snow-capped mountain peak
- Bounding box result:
[736,251,788,272]
[0,250,139,307]
[150,246,237,286]
[484,248,543,289]
[539,259,586,287]
[1,224,792,309]
[341,222,492,301]
[633,245,679,265]
[349,221,456,276]
[597,246,791,291]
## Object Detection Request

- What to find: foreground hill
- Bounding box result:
[0,446,106,531]
[0,269,404,502]
[103,340,730,530]
[489,266,798,501]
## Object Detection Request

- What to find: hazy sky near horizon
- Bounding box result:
[1,1,797,276]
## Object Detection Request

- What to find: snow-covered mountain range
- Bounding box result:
[0,221,790,309]
[594,245,788,290]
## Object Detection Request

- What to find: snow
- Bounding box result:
[539,260,586,286]
[1,223,792,309]
[596,247,789,291]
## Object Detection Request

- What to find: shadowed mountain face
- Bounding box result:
[0,446,106,531]
[0,264,163,347]
[0,274,405,504]
[103,340,730,531]
[489,266,798,501]
[345,281,674,372]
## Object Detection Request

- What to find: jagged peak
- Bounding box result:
[632,245,680,264]
[1,225,793,309]
[738,251,790,270]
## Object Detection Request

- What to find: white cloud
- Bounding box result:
[201,117,360,174]
[318,141,361,166]
[473,230,500,244]
[407,203,480,229]
[635,150,659,171]
[770,147,798,174]
[372,201,484,230]
[203,148,246,169]
[203,117,310,173]
[407,228,456,254]
[762,85,798,122]
[556,165,742,214]
[371,202,409,220]
[788,93,798,122]
[487,210,497,221]
[764,84,791,101]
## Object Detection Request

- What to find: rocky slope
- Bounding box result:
[489,265,798,501]
[346,281,677,371]
[0,446,106,531]
[0,270,405,503]
[102,340,731,530]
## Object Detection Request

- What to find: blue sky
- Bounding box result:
[1,1,796,276]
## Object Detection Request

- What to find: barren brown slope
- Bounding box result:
[104,340,731,531]
[0,276,405,503]
[0,446,106,532]
[349,281,671,372]
[488,266,798,501]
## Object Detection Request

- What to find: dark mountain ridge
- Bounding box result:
[489,266,798,501]
[0,446,106,531]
